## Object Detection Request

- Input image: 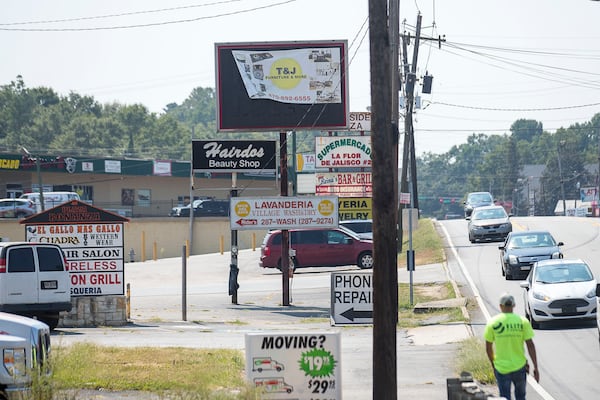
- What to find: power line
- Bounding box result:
[0,0,243,26]
[0,0,296,31]
[432,100,600,112]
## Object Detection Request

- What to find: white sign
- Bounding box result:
[296,153,317,172]
[25,223,124,296]
[315,136,372,168]
[104,160,121,173]
[232,47,343,104]
[246,332,341,399]
[330,272,373,325]
[348,112,371,131]
[315,172,372,197]
[153,160,172,176]
[230,196,338,230]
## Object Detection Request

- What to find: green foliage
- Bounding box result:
[455,337,495,385]
[2,75,600,217]
[417,115,600,217]
[49,343,260,399]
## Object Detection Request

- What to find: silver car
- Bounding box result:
[467,205,512,243]
[520,259,597,329]
[0,198,36,218]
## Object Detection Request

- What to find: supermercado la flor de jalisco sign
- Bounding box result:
[22,200,129,297]
[315,136,372,168]
[230,196,338,230]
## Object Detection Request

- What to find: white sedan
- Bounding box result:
[520,258,597,329]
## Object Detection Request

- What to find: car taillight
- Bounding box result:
[263,246,271,256]
[0,257,5,273]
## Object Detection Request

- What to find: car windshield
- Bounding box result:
[508,233,556,249]
[469,193,492,203]
[534,263,593,284]
[472,208,506,220]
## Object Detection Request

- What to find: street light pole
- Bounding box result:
[557,142,566,216]
[21,146,44,211]
[35,156,44,210]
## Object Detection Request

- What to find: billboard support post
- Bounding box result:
[280,132,290,306]
[229,173,239,304]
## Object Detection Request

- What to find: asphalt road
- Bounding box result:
[54,248,472,399]
[440,216,600,400]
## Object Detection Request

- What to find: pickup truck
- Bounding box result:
[0,312,51,400]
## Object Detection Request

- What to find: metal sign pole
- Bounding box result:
[229,172,239,304]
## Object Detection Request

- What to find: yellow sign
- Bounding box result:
[0,158,20,169]
[338,197,372,220]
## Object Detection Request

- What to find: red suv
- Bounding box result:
[259,227,374,270]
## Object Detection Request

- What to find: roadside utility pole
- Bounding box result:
[369,1,398,398]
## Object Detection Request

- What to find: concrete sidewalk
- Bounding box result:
[57,255,478,399]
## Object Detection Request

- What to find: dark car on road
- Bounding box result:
[499,231,564,280]
[259,226,374,271]
[169,199,229,217]
[467,205,512,243]
[463,191,494,218]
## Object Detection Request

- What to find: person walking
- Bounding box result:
[484,293,539,400]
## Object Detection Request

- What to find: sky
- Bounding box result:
[2,0,600,155]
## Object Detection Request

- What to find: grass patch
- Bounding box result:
[398,281,466,327]
[398,218,445,268]
[50,343,259,399]
[455,337,495,385]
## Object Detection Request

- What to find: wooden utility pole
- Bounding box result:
[398,14,423,252]
[369,1,398,398]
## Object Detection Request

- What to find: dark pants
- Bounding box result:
[494,366,527,400]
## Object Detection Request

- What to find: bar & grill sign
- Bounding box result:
[192,140,277,172]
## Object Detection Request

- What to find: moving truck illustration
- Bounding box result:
[253,377,293,394]
[252,357,284,372]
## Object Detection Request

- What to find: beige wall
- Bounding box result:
[0,218,269,260]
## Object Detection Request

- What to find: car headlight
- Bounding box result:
[532,290,551,302]
[508,254,519,265]
[4,348,26,377]
[551,251,562,259]
[586,288,596,299]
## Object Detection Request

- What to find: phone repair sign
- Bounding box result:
[330,271,373,325]
[246,332,341,399]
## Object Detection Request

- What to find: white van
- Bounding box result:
[0,312,51,399]
[0,242,72,330]
[20,191,80,212]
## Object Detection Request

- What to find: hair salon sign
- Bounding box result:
[192,140,277,172]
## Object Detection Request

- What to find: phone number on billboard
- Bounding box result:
[260,217,334,226]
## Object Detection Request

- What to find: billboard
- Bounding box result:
[215,40,349,132]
